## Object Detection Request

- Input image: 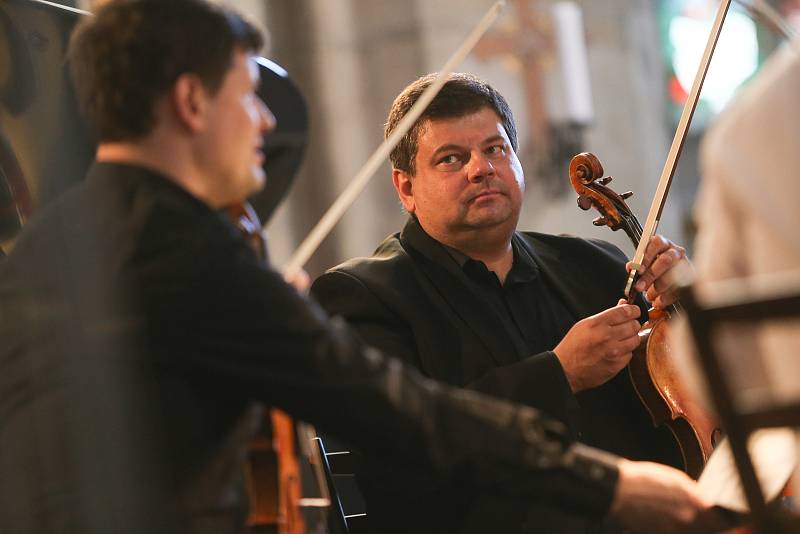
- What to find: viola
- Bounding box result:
[568,152,720,478]
[563,0,734,479]
[226,203,307,534]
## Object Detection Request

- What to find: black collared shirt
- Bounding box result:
[443,235,577,361]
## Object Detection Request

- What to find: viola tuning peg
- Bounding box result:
[577,196,593,211]
[621,191,633,199]
[599,176,613,185]
[593,216,608,226]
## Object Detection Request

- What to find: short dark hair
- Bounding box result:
[385,73,518,175]
[68,0,263,142]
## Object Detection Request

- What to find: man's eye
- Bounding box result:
[486,145,505,156]
[438,154,460,165]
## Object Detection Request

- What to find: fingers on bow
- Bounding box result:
[628,235,685,295]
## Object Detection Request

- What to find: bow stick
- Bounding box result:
[736,0,798,43]
[283,0,506,277]
[624,0,732,300]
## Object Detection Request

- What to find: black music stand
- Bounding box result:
[680,279,800,533]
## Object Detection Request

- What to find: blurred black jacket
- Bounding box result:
[0,162,619,534]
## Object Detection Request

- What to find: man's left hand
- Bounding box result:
[626,235,690,309]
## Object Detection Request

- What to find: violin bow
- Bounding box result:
[736,0,798,43]
[624,0,732,301]
[283,0,506,277]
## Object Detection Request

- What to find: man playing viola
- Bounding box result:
[312,73,692,533]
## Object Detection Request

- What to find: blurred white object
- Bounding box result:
[551,2,593,125]
[698,428,796,512]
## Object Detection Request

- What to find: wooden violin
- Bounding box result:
[569,152,720,478]
[226,203,307,534]
[564,0,734,479]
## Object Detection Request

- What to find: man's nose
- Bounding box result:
[466,152,494,183]
[259,99,277,134]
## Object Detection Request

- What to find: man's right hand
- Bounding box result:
[611,459,713,533]
[553,300,641,393]
[553,301,641,392]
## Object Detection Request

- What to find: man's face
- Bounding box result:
[394,107,525,246]
[197,50,274,207]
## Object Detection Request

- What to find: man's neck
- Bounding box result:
[465,240,514,284]
[434,225,516,284]
[96,142,176,179]
[96,138,213,207]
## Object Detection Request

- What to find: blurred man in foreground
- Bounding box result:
[0,1,710,533]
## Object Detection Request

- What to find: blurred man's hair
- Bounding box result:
[69,0,263,142]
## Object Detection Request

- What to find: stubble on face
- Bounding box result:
[408,108,525,250]
[200,51,271,208]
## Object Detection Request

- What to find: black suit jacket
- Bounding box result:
[312,217,682,533]
[0,164,621,534]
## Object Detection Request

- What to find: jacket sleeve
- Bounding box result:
[312,268,582,433]
[141,225,619,520]
[466,351,581,434]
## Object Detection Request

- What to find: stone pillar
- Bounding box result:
[264,0,426,276]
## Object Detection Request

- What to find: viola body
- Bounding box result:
[569,152,721,478]
[244,408,306,534]
[628,311,717,478]
[227,204,306,534]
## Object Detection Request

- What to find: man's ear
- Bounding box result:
[392,169,415,213]
[171,74,208,133]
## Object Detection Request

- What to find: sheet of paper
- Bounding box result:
[697,428,796,512]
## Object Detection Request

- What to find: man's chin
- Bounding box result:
[246,169,267,194]
[221,173,265,207]
[465,209,516,228]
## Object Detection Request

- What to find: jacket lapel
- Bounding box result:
[517,234,621,321]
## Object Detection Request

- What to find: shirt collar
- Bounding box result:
[508,233,540,283]
[440,233,540,285]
